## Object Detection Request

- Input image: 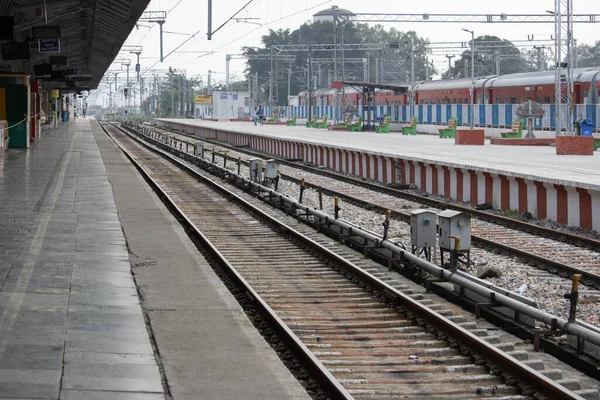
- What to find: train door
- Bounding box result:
[487,88,494,104]
[574,83,582,105]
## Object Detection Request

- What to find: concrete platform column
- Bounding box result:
[575,188,593,230]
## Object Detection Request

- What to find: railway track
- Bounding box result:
[101,122,597,400]
[148,123,600,291]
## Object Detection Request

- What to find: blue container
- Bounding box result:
[580,118,594,136]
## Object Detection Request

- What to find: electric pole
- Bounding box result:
[533,46,545,71]
[446,55,455,78]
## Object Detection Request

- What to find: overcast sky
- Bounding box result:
[107,0,599,88]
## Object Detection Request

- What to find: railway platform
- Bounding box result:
[157,119,600,232]
[0,119,309,399]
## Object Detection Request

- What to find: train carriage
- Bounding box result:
[298,67,600,107]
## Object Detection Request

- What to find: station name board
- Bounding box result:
[195,95,212,104]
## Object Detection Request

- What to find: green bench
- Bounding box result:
[315,115,328,129]
[348,116,362,132]
[500,119,524,138]
[401,117,418,135]
[286,114,297,126]
[375,116,391,134]
[337,115,352,128]
[439,118,458,138]
[306,116,317,128]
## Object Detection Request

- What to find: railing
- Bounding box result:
[251,104,600,131]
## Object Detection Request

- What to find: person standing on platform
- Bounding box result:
[257,105,265,126]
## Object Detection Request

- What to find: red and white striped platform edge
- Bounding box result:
[156,119,600,232]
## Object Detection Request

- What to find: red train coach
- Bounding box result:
[298,67,600,107]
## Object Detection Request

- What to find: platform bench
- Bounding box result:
[348,116,362,132]
[439,118,458,138]
[337,115,352,128]
[401,117,418,135]
[286,114,297,126]
[306,116,317,128]
[376,116,391,134]
[500,120,524,139]
[315,115,328,129]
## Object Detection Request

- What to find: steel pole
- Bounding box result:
[207,0,212,40]
[469,30,475,129]
[308,44,313,123]
[333,10,338,124]
[410,39,415,119]
[159,21,165,62]
[287,67,292,103]
[341,22,345,120]
[127,65,130,116]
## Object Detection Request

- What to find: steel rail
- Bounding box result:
[100,122,353,400]
[150,123,600,284]
[114,121,588,400]
[126,121,600,349]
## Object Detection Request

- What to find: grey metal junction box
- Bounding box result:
[248,158,263,182]
[410,209,437,248]
[265,159,280,180]
[438,209,471,251]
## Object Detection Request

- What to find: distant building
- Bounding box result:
[313,6,356,23]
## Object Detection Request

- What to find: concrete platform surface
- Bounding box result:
[92,121,310,400]
[162,119,600,190]
[0,120,164,399]
[0,119,310,400]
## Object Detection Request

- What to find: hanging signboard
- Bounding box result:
[38,38,60,54]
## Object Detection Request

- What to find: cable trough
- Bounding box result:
[104,121,600,399]
[150,123,600,287]
[148,123,600,289]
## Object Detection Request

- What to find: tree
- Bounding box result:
[144,68,200,118]
[242,21,434,105]
[576,40,600,68]
[444,35,535,79]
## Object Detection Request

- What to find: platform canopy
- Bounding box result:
[331,81,409,95]
[331,81,408,130]
[0,0,151,90]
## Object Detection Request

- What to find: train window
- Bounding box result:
[527,97,532,101]
[583,90,588,99]
[504,97,508,104]
[536,97,542,103]
[495,97,499,104]
[458,98,463,104]
[452,98,456,104]
[519,97,524,104]
[511,97,517,104]
[545,96,551,104]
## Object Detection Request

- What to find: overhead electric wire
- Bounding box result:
[182,0,334,65]
[139,0,332,75]
[210,0,256,38]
